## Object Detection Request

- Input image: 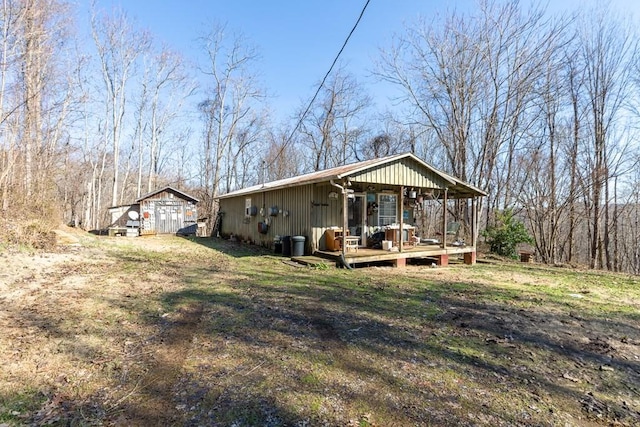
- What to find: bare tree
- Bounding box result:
[357,111,423,161]
[126,44,193,199]
[520,89,563,264]
[131,60,149,199]
[70,38,110,231]
[376,10,481,183]
[145,46,193,193]
[91,4,149,207]
[617,161,640,274]
[197,23,265,227]
[0,0,21,211]
[261,124,303,182]
[22,0,47,199]
[297,67,370,171]
[0,0,73,217]
[576,6,637,269]
[476,2,565,212]
[561,41,588,264]
[377,0,564,237]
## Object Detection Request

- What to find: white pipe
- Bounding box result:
[330,179,345,193]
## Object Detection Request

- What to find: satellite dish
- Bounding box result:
[128,211,140,220]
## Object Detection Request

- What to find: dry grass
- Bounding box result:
[0,219,57,251]
[1,231,639,426]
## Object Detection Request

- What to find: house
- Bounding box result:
[215,153,486,267]
[108,186,199,236]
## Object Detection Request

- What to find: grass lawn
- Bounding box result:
[1,231,639,426]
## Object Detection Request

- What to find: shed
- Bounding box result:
[136,186,199,236]
[215,153,486,267]
[106,203,141,237]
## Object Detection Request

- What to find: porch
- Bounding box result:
[309,243,477,268]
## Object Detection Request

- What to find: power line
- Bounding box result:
[272,0,371,166]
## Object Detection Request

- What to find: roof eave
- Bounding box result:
[217,175,341,199]
[136,186,200,203]
[216,152,487,199]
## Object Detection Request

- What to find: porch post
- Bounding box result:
[442,188,448,249]
[471,196,477,247]
[399,185,404,252]
[464,195,478,266]
[342,186,348,259]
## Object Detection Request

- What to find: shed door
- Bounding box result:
[155,201,183,234]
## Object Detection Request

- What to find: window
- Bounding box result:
[378,194,397,226]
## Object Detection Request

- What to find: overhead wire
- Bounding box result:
[270,0,371,166]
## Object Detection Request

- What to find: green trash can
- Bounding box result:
[291,235,306,256]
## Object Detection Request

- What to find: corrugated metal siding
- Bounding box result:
[348,157,450,189]
[311,183,343,250]
[139,190,197,235]
[218,183,354,253]
[218,184,318,253]
[219,177,450,253]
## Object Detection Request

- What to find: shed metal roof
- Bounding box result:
[136,186,200,203]
[216,153,486,200]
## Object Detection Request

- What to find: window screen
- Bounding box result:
[378,194,397,226]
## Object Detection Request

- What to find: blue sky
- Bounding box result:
[82,0,640,123]
[82,0,465,120]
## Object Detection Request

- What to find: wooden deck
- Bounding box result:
[305,244,477,267]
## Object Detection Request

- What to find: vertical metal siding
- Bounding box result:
[218,183,345,253]
[219,184,314,249]
[311,183,342,250]
[350,158,449,189]
[139,190,197,235]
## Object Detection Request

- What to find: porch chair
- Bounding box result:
[446,221,460,239]
[435,221,461,244]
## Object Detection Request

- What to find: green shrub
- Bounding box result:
[483,209,533,259]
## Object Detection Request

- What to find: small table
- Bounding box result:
[343,236,360,252]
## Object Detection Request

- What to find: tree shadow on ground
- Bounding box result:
[8,240,639,426]
[139,263,640,425]
[186,235,276,259]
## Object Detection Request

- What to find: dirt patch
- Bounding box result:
[0,232,216,426]
[115,302,204,426]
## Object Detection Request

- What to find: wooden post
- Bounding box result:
[399,185,404,252]
[342,186,348,260]
[442,189,448,249]
[471,196,477,248]
[465,196,478,265]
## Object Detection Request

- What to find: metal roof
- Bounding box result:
[216,153,487,199]
[136,186,200,203]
